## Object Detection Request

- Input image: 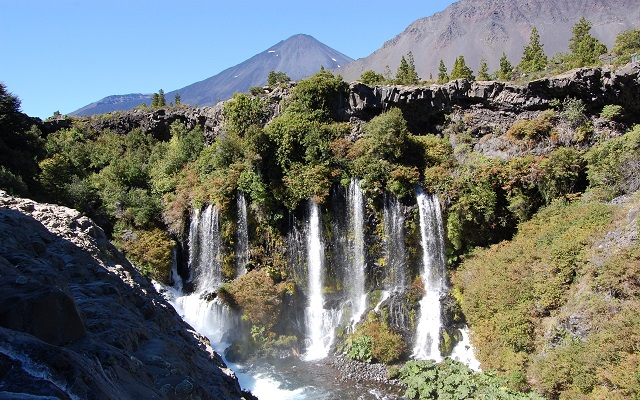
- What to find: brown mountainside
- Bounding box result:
[338,0,640,81]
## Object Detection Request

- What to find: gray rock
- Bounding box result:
[0,191,249,400]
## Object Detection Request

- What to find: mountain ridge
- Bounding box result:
[337,0,640,82]
[70,34,352,116]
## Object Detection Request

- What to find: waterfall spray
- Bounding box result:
[413,190,446,361]
[236,192,249,276]
[303,201,341,360]
[347,178,367,328]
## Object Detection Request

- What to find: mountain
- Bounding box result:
[338,0,640,82]
[69,93,153,116]
[70,34,353,116]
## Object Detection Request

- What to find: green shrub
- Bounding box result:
[347,316,406,364]
[506,110,555,141]
[121,227,175,283]
[346,335,374,363]
[600,104,623,121]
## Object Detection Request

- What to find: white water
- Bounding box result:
[450,326,481,371]
[383,194,407,291]
[303,201,341,360]
[236,192,249,276]
[188,204,222,291]
[413,190,446,361]
[347,178,367,328]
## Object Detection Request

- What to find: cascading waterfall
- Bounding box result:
[303,201,341,360]
[347,178,367,328]
[412,190,446,361]
[383,194,408,291]
[382,194,408,328]
[188,204,222,292]
[236,192,249,276]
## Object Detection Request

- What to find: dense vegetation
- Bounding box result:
[1,21,639,398]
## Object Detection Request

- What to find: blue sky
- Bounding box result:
[0,0,455,119]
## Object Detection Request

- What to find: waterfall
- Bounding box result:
[303,201,341,360]
[188,204,222,292]
[412,190,446,361]
[236,192,249,276]
[383,194,408,291]
[450,327,481,371]
[382,194,408,329]
[347,178,367,328]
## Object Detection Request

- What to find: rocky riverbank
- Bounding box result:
[0,191,254,400]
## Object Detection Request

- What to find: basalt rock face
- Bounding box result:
[0,191,249,400]
[346,64,640,134]
[46,65,640,145]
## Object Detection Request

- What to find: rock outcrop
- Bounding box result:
[0,191,251,400]
[47,64,640,143]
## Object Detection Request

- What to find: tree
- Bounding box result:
[612,28,640,65]
[360,70,385,85]
[437,59,449,84]
[157,89,166,107]
[395,52,419,85]
[477,58,491,81]
[267,70,290,86]
[174,93,181,105]
[450,55,474,80]
[496,52,514,80]
[518,27,548,73]
[566,17,607,68]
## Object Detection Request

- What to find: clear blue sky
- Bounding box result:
[1,0,455,119]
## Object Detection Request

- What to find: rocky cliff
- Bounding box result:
[52,63,640,145]
[0,191,252,400]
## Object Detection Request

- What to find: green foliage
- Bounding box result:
[477,58,491,81]
[565,17,607,69]
[361,108,409,162]
[286,69,348,120]
[395,52,420,85]
[506,110,555,141]
[518,27,548,73]
[497,52,514,81]
[452,198,614,384]
[560,97,587,129]
[347,316,406,364]
[219,269,289,329]
[360,70,385,85]
[612,28,640,65]
[437,59,449,84]
[399,359,543,400]
[223,93,267,136]
[537,147,585,203]
[121,227,175,283]
[267,70,290,86]
[599,104,623,121]
[585,125,640,199]
[449,56,474,81]
[151,89,166,107]
[346,335,374,363]
[0,83,45,194]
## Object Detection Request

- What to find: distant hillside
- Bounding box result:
[69,34,352,116]
[338,0,640,82]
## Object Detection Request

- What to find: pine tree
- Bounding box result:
[518,27,548,73]
[437,59,449,84]
[396,52,419,85]
[158,89,166,107]
[477,58,491,81]
[450,55,474,80]
[174,93,181,106]
[151,93,159,107]
[566,17,607,68]
[496,52,513,81]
